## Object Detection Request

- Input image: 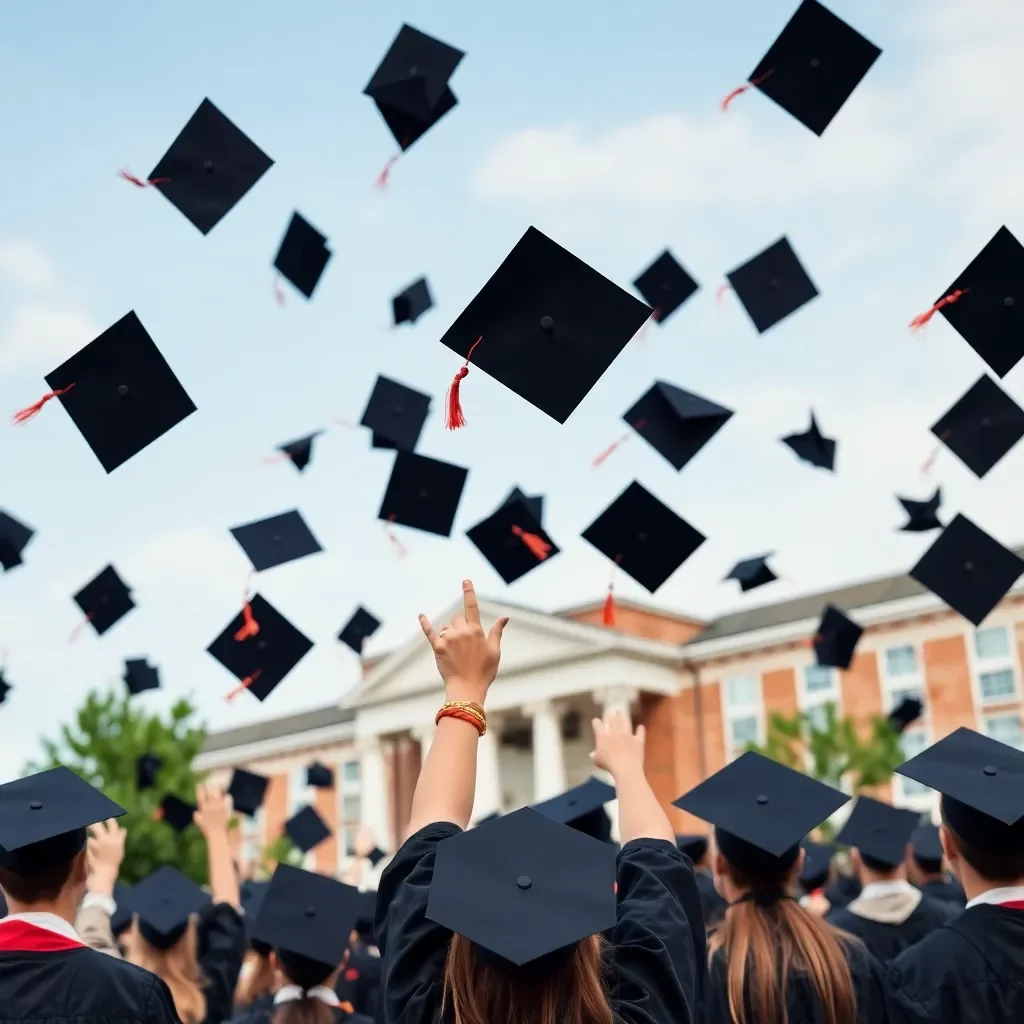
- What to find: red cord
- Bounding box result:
[511,525,552,560]
[909,289,968,330]
[720,69,775,112]
[445,336,483,430]
[13,383,76,425]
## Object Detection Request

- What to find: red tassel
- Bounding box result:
[909,289,969,330]
[273,275,287,306]
[592,419,646,468]
[260,452,288,465]
[226,669,262,702]
[633,307,661,343]
[922,428,952,474]
[715,283,733,306]
[118,169,171,188]
[445,336,483,431]
[68,612,95,644]
[152,807,165,822]
[13,383,76,425]
[720,69,775,112]
[511,525,552,560]
[602,585,616,627]
[384,514,408,559]
[375,152,401,189]
[234,576,260,642]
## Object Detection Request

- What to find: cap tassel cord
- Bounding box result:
[592,419,646,468]
[634,307,661,342]
[375,136,410,190]
[603,556,623,627]
[226,669,262,702]
[511,525,552,561]
[234,575,260,642]
[445,336,482,431]
[13,383,76,425]
[922,428,952,474]
[909,288,969,330]
[715,283,733,306]
[67,612,94,644]
[273,274,287,306]
[720,69,775,112]
[118,169,171,188]
[384,514,407,559]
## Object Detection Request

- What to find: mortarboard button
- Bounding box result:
[392,278,434,327]
[73,565,135,637]
[361,375,431,452]
[0,511,35,572]
[782,411,836,470]
[146,99,274,235]
[124,658,160,696]
[726,237,819,334]
[897,488,943,533]
[230,510,323,573]
[725,554,778,593]
[274,212,332,300]
[835,796,919,868]
[378,451,468,537]
[467,493,559,585]
[633,250,699,324]
[337,606,382,655]
[131,865,210,947]
[284,805,331,853]
[228,769,270,818]
[909,513,1024,627]
[438,226,652,425]
[813,604,862,670]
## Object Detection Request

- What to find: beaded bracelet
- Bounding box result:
[436,700,487,735]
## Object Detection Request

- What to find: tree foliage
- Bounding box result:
[29,688,210,885]
[254,835,304,879]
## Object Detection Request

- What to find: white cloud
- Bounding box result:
[0,238,57,293]
[0,305,101,374]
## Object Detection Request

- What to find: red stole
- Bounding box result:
[999,900,1024,911]
[0,920,85,952]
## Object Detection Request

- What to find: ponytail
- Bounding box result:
[272,949,343,1024]
[272,996,335,1024]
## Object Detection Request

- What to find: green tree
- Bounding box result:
[29,688,210,885]
[253,834,304,879]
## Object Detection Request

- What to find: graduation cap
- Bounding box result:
[378,451,468,537]
[632,250,699,324]
[337,606,382,655]
[229,769,270,818]
[132,865,210,949]
[73,565,135,637]
[207,593,314,702]
[371,85,458,160]
[741,0,882,136]
[110,880,133,937]
[367,845,387,867]
[0,510,34,571]
[888,696,923,736]
[835,796,920,869]
[360,375,431,452]
[229,510,323,573]
[909,513,1024,626]
[929,375,1024,479]
[158,794,196,833]
[467,492,559,585]
[726,237,819,334]
[674,751,849,861]
[18,311,197,473]
[532,777,616,843]
[273,212,331,300]
[675,834,710,862]
[582,481,705,594]
[725,554,778,592]
[782,411,835,470]
[910,825,944,868]
[620,381,733,472]
[272,432,322,473]
[799,841,834,891]
[914,225,1024,379]
[0,672,11,708]
[438,226,652,425]
[284,805,330,853]
[502,487,544,525]
[145,98,274,235]
[427,806,617,969]
[306,762,334,789]
[392,278,434,327]
[897,489,943,533]
[124,658,160,696]
[136,752,162,791]
[813,604,862,671]
[0,766,125,876]
[352,889,377,937]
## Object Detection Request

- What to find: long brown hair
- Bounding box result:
[441,932,614,1024]
[271,951,339,1024]
[235,949,276,1007]
[126,916,207,1024]
[709,863,858,1024]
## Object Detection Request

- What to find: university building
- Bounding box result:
[194,557,1024,877]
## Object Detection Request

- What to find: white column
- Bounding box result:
[359,738,391,851]
[592,688,639,843]
[527,700,567,801]
[471,718,503,823]
[412,722,435,761]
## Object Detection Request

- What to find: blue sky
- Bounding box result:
[1,0,1022,779]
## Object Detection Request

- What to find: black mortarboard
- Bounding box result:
[159,794,196,833]
[676,834,709,862]
[782,411,836,470]
[532,777,615,843]
[360,375,431,452]
[930,375,1024,479]
[241,879,268,919]
[392,278,434,327]
[674,751,848,858]
[888,696,923,736]
[353,889,377,936]
[800,841,834,890]
[284,805,330,853]
[911,825,944,866]
[73,565,135,636]
[273,212,332,300]
[136,753,162,791]
[909,513,1024,626]
[438,226,652,424]
[0,767,125,876]
[207,593,314,702]
[502,487,544,525]
[378,451,468,537]
[372,86,458,152]
[0,510,34,571]
[925,225,1024,379]
[229,769,270,818]
[124,658,160,696]
[813,604,862,670]
[898,488,943,533]
[0,673,11,707]
[726,237,819,334]
[306,762,334,789]
[747,0,882,136]
[111,881,133,937]
[148,98,274,235]
[42,311,197,473]
[275,432,322,472]
[726,554,778,592]
[427,806,616,969]
[632,251,699,324]
[251,863,365,966]
[467,494,559,585]
[582,481,705,593]
[230,510,323,573]
[835,796,919,869]
[367,846,387,867]
[338,606,382,654]
[622,381,733,471]
[132,865,210,949]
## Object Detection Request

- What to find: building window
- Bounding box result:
[800,665,840,730]
[803,665,836,696]
[338,759,362,865]
[241,808,264,873]
[973,626,1020,705]
[896,730,932,800]
[985,713,1024,749]
[288,768,309,815]
[723,675,763,757]
[342,760,360,784]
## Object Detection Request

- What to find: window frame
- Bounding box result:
[721,674,765,758]
[798,663,842,724]
[983,711,1024,750]
[969,624,1022,709]
[337,757,362,869]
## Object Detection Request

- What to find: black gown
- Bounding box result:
[886,904,1024,1022]
[374,821,706,1024]
[825,874,862,909]
[694,871,727,931]
[231,992,372,1024]
[334,945,382,1021]
[919,877,966,909]
[827,893,953,963]
[197,902,249,1024]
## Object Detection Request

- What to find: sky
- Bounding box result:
[1,0,1023,780]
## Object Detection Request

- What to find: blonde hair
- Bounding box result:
[126,915,208,1024]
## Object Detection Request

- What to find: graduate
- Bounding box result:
[797,842,835,918]
[907,825,966,909]
[331,892,381,1022]
[0,766,178,1024]
[677,834,727,930]
[374,580,704,1024]
[234,881,275,1014]
[887,727,1024,1021]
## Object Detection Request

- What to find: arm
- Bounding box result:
[194,782,241,909]
[76,818,125,957]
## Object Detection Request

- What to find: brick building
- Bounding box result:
[194,557,1024,877]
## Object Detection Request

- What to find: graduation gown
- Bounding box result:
[374,822,706,1024]
[825,873,862,910]
[887,902,1024,1022]
[0,914,179,1024]
[919,877,966,909]
[197,903,248,1024]
[827,888,953,963]
[230,992,372,1024]
[334,945,382,1022]
[694,870,727,931]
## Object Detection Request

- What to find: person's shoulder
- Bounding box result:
[91,948,172,991]
[824,905,858,931]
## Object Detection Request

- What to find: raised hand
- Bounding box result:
[590,710,646,778]
[193,782,233,837]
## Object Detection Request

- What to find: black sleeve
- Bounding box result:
[608,838,706,1024]
[374,821,462,1024]
[845,938,896,1024]
[197,902,248,1024]
[146,973,185,1024]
